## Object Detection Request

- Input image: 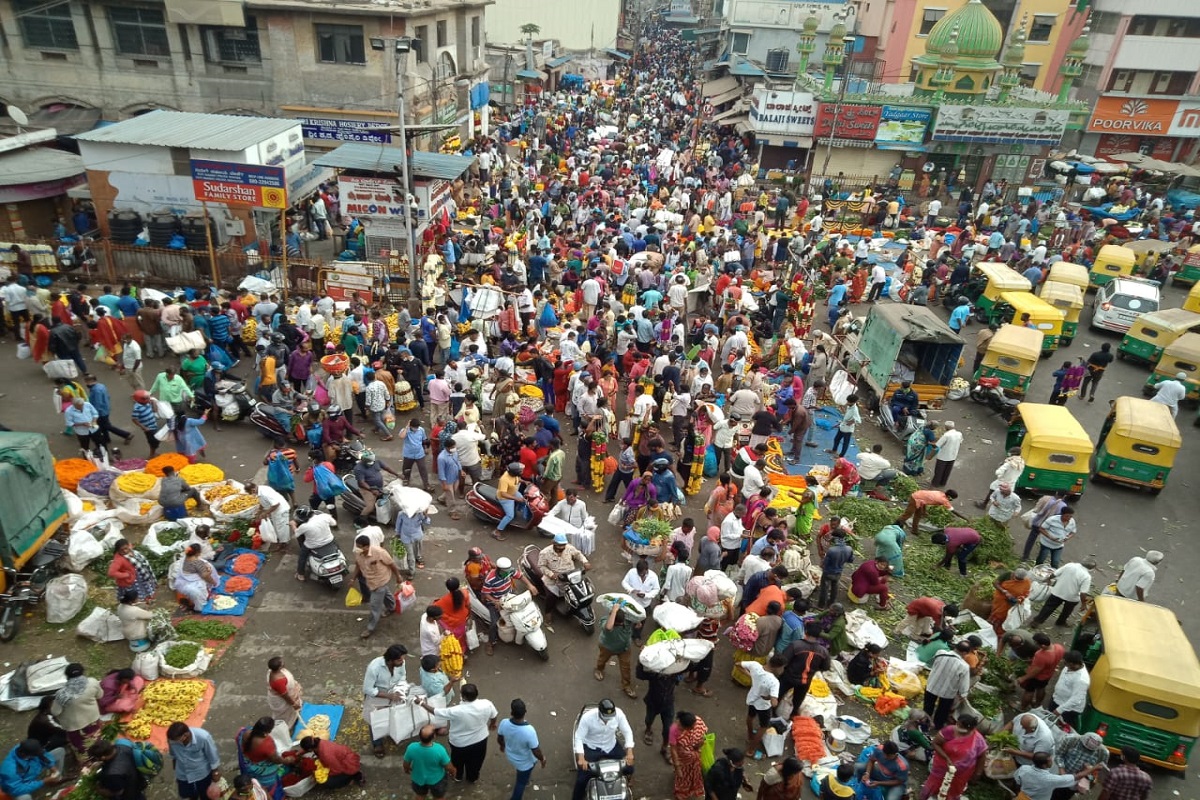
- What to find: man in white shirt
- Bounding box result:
[1033,558,1095,626]
[931,421,963,488]
[580,274,601,318]
[727,387,761,418]
[1,276,29,341]
[1115,551,1163,601]
[452,424,487,483]
[1149,372,1188,417]
[667,275,689,316]
[719,506,746,557]
[560,332,582,365]
[741,458,766,501]
[740,657,783,756]
[573,699,634,798]
[548,491,589,529]
[690,365,713,396]
[856,444,897,486]
[1048,652,1090,728]
[631,388,658,422]
[423,683,498,783]
[292,507,336,581]
[867,262,888,302]
[926,199,942,225]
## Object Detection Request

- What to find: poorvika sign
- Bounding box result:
[814,103,882,140]
[749,90,817,137]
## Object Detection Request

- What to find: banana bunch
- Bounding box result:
[325,322,341,345]
[125,679,208,738]
[439,635,464,680]
[385,313,400,340]
[242,318,258,344]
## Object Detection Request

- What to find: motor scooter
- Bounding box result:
[250,402,300,440]
[468,590,549,660]
[519,544,596,635]
[572,705,633,800]
[299,539,348,589]
[340,474,399,524]
[0,539,66,642]
[969,376,1021,421]
[465,481,549,531]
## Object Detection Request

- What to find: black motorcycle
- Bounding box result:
[0,539,66,641]
[520,544,597,635]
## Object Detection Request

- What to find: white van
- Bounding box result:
[1090,277,1161,333]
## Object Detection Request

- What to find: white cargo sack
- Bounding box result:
[45,574,89,623]
[387,485,433,518]
[595,592,648,622]
[638,638,714,674]
[76,607,125,642]
[62,490,84,520]
[652,601,703,633]
[156,640,212,678]
[844,609,889,651]
[143,518,215,558]
[166,330,207,354]
[114,498,163,524]
[132,651,160,681]
[44,360,79,380]
[64,527,106,572]
[1002,598,1033,633]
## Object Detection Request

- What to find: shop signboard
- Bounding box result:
[932,105,1068,146]
[749,89,817,137]
[1088,97,1180,135]
[338,174,409,236]
[190,159,287,208]
[814,103,882,140]
[298,117,391,144]
[874,106,931,148]
[322,262,375,303]
[1170,100,1200,138]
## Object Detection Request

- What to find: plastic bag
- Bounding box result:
[64,527,106,572]
[651,601,703,633]
[16,343,30,360]
[313,464,347,499]
[44,360,79,380]
[76,607,125,642]
[45,574,89,623]
[700,732,716,774]
[259,517,279,545]
[884,662,924,699]
[763,723,790,758]
[1002,598,1032,633]
[114,498,163,525]
[345,587,363,607]
[267,453,295,493]
[595,592,648,621]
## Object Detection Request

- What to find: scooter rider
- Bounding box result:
[572,698,634,800]
[321,404,362,463]
[481,557,538,656]
[536,533,591,601]
[292,505,336,582]
[353,451,399,512]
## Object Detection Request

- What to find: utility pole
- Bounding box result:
[393,41,419,312]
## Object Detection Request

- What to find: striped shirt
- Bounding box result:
[208,312,231,342]
[131,401,158,430]
[925,651,971,700]
[481,568,523,604]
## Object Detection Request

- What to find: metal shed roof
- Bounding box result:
[74,110,299,150]
[312,142,473,181]
[0,147,85,186]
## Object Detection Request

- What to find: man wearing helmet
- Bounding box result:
[353,451,399,514]
[480,556,538,656]
[571,699,634,800]
[291,506,336,582]
[321,404,361,463]
[492,462,526,542]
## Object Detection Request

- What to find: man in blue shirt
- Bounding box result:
[166,723,221,800]
[1022,263,1043,287]
[0,739,64,800]
[641,287,664,310]
[528,251,548,286]
[96,286,123,318]
[398,418,432,491]
[497,699,545,800]
[85,374,133,446]
[116,286,141,318]
[437,439,463,520]
[827,279,849,309]
[948,301,972,333]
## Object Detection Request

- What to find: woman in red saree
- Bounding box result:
[849,266,867,304]
[988,568,1032,635]
[94,308,124,362]
[433,576,472,650]
[30,314,51,362]
[669,711,708,800]
[552,362,572,413]
[919,715,988,800]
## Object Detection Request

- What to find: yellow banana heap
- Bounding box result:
[124,680,208,738]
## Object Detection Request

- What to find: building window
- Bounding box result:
[1019,62,1041,86]
[918,9,946,36]
[1149,70,1189,95]
[437,50,456,80]
[436,20,447,48]
[1028,14,1055,42]
[415,25,428,62]
[14,0,78,50]
[1165,18,1200,37]
[1128,15,1158,36]
[201,16,261,63]
[109,7,170,57]
[471,16,480,47]
[731,31,750,54]
[909,63,921,83]
[1106,69,1134,92]
[315,23,365,64]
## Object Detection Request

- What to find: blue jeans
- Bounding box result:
[1036,544,1063,568]
[498,498,516,530]
[510,767,534,800]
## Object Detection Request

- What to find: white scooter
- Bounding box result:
[469,587,549,661]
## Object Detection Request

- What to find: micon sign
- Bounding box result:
[814,103,882,141]
[1087,97,1180,135]
[190,159,287,208]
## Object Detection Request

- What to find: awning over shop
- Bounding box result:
[735,121,753,136]
[545,55,574,69]
[712,106,747,124]
[28,105,102,136]
[605,49,631,61]
[815,138,876,149]
[702,76,738,99]
[0,147,84,186]
[313,142,473,181]
[729,59,765,78]
[756,134,814,149]
[708,87,742,107]
[287,158,334,201]
[716,114,750,129]
[515,68,547,81]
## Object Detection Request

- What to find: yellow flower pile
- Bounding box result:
[124,680,208,738]
[139,501,157,516]
[314,763,330,784]
[202,484,239,504]
[81,501,96,512]
[242,318,258,343]
[116,472,157,495]
[179,463,224,484]
[218,494,257,514]
[518,385,544,398]
[809,676,831,698]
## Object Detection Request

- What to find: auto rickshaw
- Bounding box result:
[1071,596,1200,770]
[1038,280,1084,345]
[1143,332,1200,401]
[975,323,1041,394]
[1089,244,1137,289]
[992,291,1065,356]
[1047,261,1090,292]
[1005,402,1092,498]
[1094,396,1180,494]
[1184,281,1200,314]
[966,262,1031,323]
[1173,244,1200,287]
[1124,239,1176,275]
[1116,308,1200,365]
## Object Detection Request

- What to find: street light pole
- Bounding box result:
[392,41,419,312]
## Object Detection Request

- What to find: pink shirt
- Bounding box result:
[427,378,451,404]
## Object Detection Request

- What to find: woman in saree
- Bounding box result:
[903,422,938,476]
[704,473,737,530]
[29,314,51,362]
[756,756,804,800]
[236,716,295,799]
[174,543,218,612]
[98,668,145,715]
[918,714,987,800]
[494,412,521,469]
[180,349,208,391]
[433,577,472,650]
[621,472,658,527]
[669,711,709,800]
[988,568,1032,635]
[266,657,304,728]
[598,364,619,407]
[51,663,103,759]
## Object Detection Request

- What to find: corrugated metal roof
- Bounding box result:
[546,55,574,68]
[605,49,631,61]
[0,147,85,186]
[702,76,738,98]
[729,59,765,77]
[74,110,299,150]
[312,142,473,181]
[515,68,547,81]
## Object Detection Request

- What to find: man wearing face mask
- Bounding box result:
[572,699,634,800]
[398,418,433,492]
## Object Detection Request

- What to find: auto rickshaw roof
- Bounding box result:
[988,324,1044,360]
[1161,331,1200,360]
[1038,281,1084,308]
[1096,244,1136,267]
[1000,291,1065,317]
[1110,396,1182,448]
[868,304,963,345]
[975,262,1033,292]
[1133,308,1200,334]
[1047,262,1089,285]
[1014,403,1094,453]
[1093,595,1200,710]
[1123,239,1176,255]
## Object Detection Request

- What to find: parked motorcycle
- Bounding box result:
[469,586,549,660]
[969,376,1021,421]
[877,402,925,443]
[210,378,254,423]
[519,544,596,635]
[0,539,66,641]
[465,481,549,532]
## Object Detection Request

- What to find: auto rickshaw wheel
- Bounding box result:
[0,605,18,642]
[1116,349,1125,360]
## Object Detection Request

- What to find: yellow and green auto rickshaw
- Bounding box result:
[1072,596,1200,771]
[1005,402,1093,498]
[1117,308,1200,365]
[1089,244,1137,289]
[966,262,1032,324]
[1124,239,1176,276]
[1094,396,1180,494]
[1143,332,1200,401]
[993,291,1065,356]
[975,323,1042,394]
[1184,281,1200,314]
[1047,261,1090,292]
[1038,280,1084,345]
[1173,244,1200,288]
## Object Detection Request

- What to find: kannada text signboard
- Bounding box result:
[190,159,287,208]
[749,89,817,137]
[298,117,391,144]
[814,103,882,141]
